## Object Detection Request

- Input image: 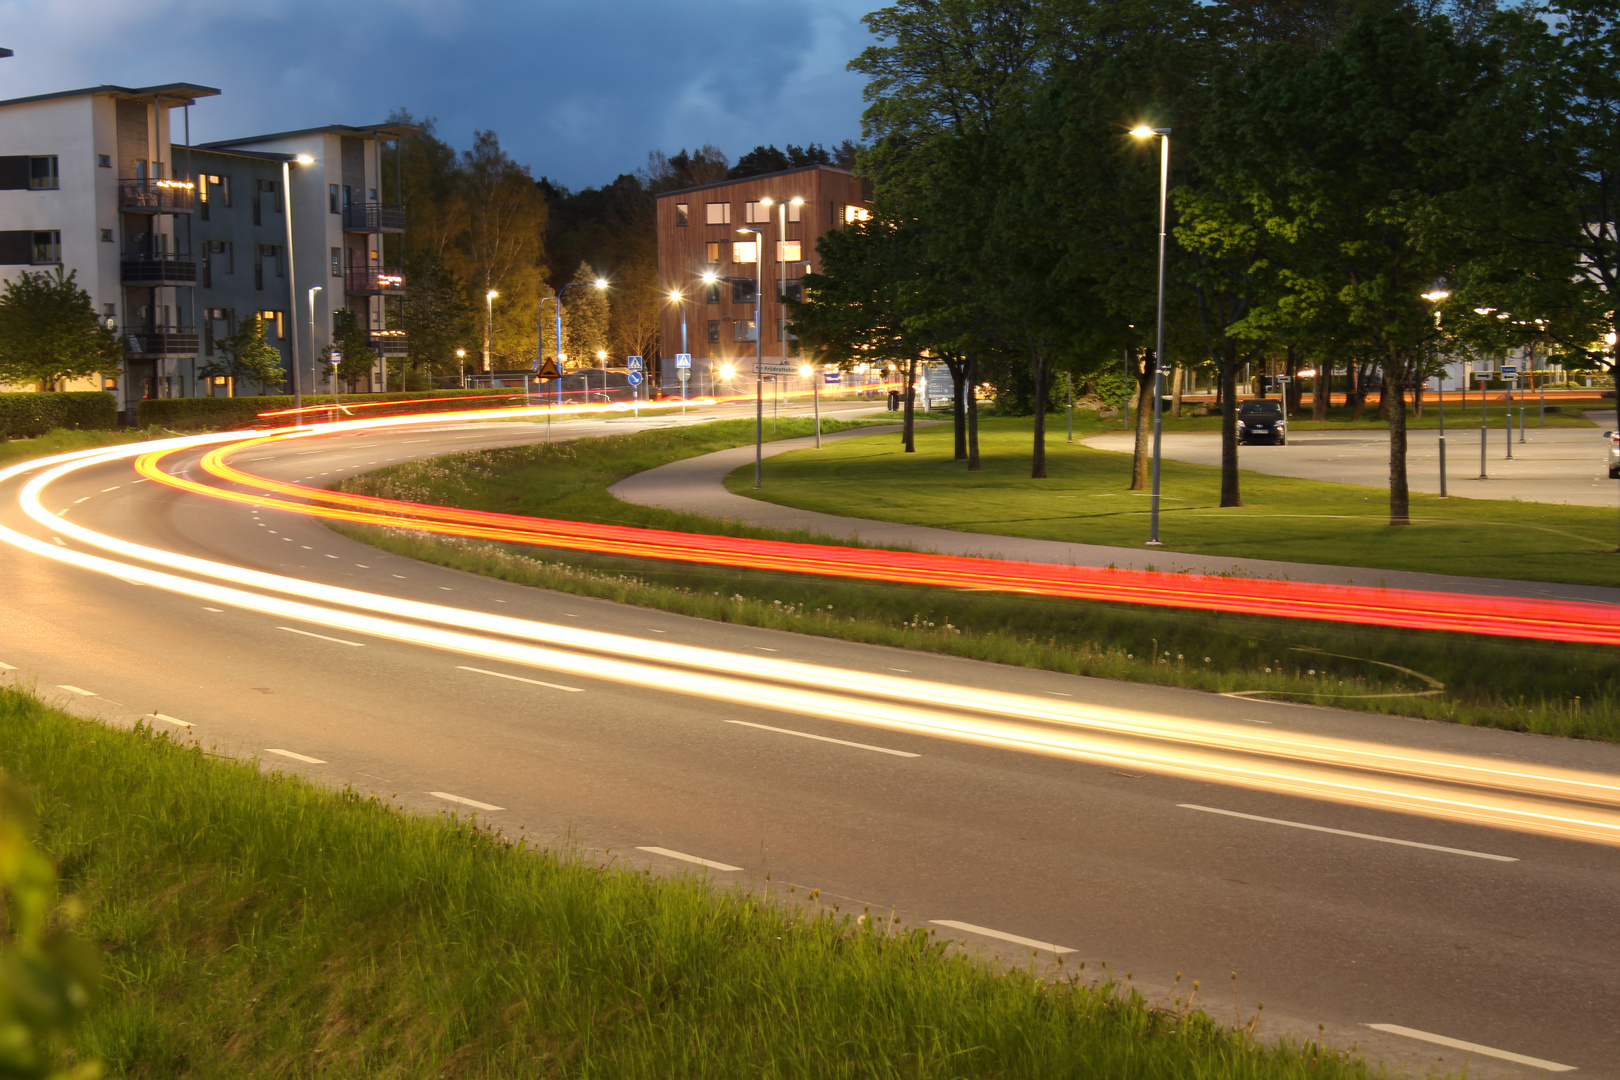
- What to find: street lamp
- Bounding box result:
[1131,125,1171,546]
[455,347,466,389]
[552,278,608,406]
[307,285,323,407]
[596,348,608,402]
[738,224,766,487]
[281,153,315,415]
[483,289,499,376]
[1422,285,1449,498]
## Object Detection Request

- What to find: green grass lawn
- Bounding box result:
[729,416,1620,587]
[1107,399,1604,432]
[1,687,1384,1079]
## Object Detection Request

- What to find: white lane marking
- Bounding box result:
[1180,805,1517,862]
[726,719,919,758]
[73,496,91,504]
[324,554,339,559]
[277,626,366,647]
[355,564,369,568]
[646,628,666,633]
[148,713,191,728]
[391,573,406,578]
[438,586,452,591]
[203,606,223,612]
[429,791,503,811]
[754,646,778,652]
[561,613,578,617]
[930,920,1075,955]
[265,748,327,764]
[456,665,584,693]
[51,537,64,546]
[100,486,120,492]
[492,598,506,603]
[300,545,313,550]
[282,537,293,542]
[886,667,910,672]
[1365,1025,1574,1072]
[636,846,742,872]
[56,685,96,696]
[0,661,14,670]
[131,478,146,483]
[296,450,322,455]
[1044,691,1073,697]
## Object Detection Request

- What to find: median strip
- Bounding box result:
[1364,1024,1573,1072]
[1180,804,1518,862]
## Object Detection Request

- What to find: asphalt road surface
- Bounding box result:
[3,407,1618,1078]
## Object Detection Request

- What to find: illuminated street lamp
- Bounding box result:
[1131,125,1171,547]
[455,347,466,388]
[483,289,499,375]
[1422,284,1450,497]
[738,224,765,487]
[281,153,315,414]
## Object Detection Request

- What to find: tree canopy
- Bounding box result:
[0,268,121,389]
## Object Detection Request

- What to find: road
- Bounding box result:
[1086,421,1619,507]
[2,406,1617,1077]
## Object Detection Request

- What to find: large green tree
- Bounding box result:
[560,262,610,370]
[198,314,285,394]
[0,268,121,389]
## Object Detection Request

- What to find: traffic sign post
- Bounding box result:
[675,353,691,411]
[627,356,643,417]
[753,362,797,375]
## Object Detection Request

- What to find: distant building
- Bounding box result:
[0,82,412,412]
[654,166,870,392]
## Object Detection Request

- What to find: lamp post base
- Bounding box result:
[1145,539,1164,548]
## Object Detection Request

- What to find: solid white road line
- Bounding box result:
[929,920,1076,955]
[56,685,96,696]
[277,626,366,647]
[0,661,15,671]
[726,719,919,758]
[1365,1024,1574,1072]
[456,665,584,693]
[265,748,327,764]
[636,846,742,872]
[1180,804,1518,862]
[428,791,504,812]
[147,713,191,728]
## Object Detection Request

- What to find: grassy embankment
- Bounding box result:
[1,686,1384,1079]
[0,428,157,469]
[738,413,1620,587]
[331,417,1619,740]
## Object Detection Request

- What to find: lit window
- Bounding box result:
[734,241,758,264]
[776,241,802,262]
[844,205,871,224]
[745,201,772,223]
[257,310,284,338]
[29,157,58,190]
[705,241,723,263]
[787,201,802,223]
[733,320,757,343]
[675,203,689,227]
[705,202,731,225]
[31,230,60,264]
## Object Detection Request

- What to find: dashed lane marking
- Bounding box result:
[1180,804,1517,862]
[277,626,365,647]
[456,666,584,693]
[265,748,327,764]
[636,847,742,872]
[56,685,96,697]
[725,719,919,758]
[429,791,503,812]
[147,713,191,728]
[1364,1025,1573,1072]
[929,920,1075,955]
[203,607,223,612]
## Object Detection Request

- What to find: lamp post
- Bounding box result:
[281,153,314,416]
[1131,125,1171,547]
[554,277,608,407]
[307,284,322,407]
[482,289,498,378]
[669,289,688,411]
[455,348,466,390]
[734,224,766,487]
[777,196,804,369]
[596,348,608,402]
[1422,285,1449,498]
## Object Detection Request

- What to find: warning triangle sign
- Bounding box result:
[538,356,561,379]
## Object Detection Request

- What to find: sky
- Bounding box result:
[0,0,878,190]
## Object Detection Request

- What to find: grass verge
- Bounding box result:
[731,415,1620,587]
[0,428,160,470]
[332,420,1620,740]
[2,686,1385,1079]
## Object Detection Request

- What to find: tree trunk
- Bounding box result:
[1031,345,1050,479]
[966,353,982,471]
[1171,364,1184,417]
[1412,372,1424,419]
[1387,356,1410,526]
[1311,359,1329,420]
[946,356,968,460]
[903,356,916,454]
[1130,350,1155,490]
[1349,362,1366,421]
[1220,342,1242,508]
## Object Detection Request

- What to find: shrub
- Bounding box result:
[0,391,118,439]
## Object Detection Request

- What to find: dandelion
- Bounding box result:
[1203,657,1211,663]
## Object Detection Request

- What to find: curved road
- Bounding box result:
[2,408,1618,1077]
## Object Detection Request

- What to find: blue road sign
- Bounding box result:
[1502,365,1518,377]
[824,373,842,384]
[627,371,643,386]
[627,355,644,371]
[675,353,692,368]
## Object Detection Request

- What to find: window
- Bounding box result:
[844,204,871,224]
[674,203,689,227]
[733,319,757,343]
[368,188,377,201]
[707,320,721,344]
[705,202,731,225]
[203,308,231,356]
[786,201,802,224]
[706,282,720,304]
[257,309,284,338]
[780,278,803,303]
[745,201,772,224]
[776,240,802,262]
[253,179,279,225]
[208,240,234,274]
[31,230,60,264]
[29,157,58,190]
[329,184,341,214]
[734,240,758,264]
[198,174,229,221]
[705,241,723,264]
[732,278,756,304]
[97,154,112,169]
[254,244,281,290]
[100,228,114,243]
[331,247,342,277]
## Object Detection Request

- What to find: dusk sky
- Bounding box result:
[0,0,877,190]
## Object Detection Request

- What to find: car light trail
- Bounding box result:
[5,439,1620,848]
[128,425,1620,647]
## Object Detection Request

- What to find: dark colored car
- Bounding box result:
[1606,428,1619,479]
[1238,399,1288,445]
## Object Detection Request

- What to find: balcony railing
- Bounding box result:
[120,254,197,284]
[118,179,195,213]
[345,266,406,294]
[123,326,199,356]
[366,330,408,356]
[343,203,406,233]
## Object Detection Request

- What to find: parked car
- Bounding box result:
[1606,429,1619,479]
[1237,399,1288,445]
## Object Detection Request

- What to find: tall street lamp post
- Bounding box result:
[670,289,688,411]
[280,153,314,416]
[455,348,466,389]
[307,284,322,405]
[1131,125,1171,547]
[483,289,499,377]
[1422,285,1449,497]
[737,225,765,487]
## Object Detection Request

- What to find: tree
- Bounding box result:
[560,261,610,369]
[198,314,285,395]
[727,143,837,178]
[323,309,379,390]
[0,268,120,389]
[401,248,474,385]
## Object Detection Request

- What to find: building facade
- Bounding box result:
[0,82,411,411]
[655,166,870,390]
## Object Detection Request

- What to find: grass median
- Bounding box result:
[1,686,1386,1079]
[731,415,1620,587]
[331,418,1619,740]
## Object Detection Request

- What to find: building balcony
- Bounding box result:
[120,253,197,285]
[366,330,408,356]
[118,179,195,213]
[343,203,406,233]
[345,266,405,295]
[122,326,199,357]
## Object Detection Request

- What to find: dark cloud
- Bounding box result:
[0,0,873,187]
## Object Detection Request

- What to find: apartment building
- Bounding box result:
[655,166,870,387]
[0,82,412,410]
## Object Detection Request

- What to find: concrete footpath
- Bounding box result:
[609,425,1620,606]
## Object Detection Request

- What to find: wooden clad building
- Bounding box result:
[655,165,870,383]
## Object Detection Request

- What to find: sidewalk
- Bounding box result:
[609,426,1620,606]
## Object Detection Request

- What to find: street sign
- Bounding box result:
[824,373,842,384]
[627,371,643,386]
[677,369,690,382]
[537,356,561,379]
[753,362,797,375]
[1502,365,1518,377]
[627,355,644,371]
[675,353,692,368]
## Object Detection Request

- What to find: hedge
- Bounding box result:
[0,391,119,439]
[136,390,520,432]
